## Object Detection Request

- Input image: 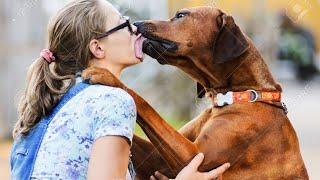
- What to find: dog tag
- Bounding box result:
[216,91,233,106]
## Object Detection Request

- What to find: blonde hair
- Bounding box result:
[13,0,108,138]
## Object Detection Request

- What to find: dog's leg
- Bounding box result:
[131,135,175,179]
[82,67,199,175]
[131,108,215,179]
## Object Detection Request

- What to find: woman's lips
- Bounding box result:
[134,34,146,61]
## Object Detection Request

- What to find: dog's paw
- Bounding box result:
[81,67,122,87]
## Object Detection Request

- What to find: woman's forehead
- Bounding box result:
[102,0,121,26]
[102,0,121,16]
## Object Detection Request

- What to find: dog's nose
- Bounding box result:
[133,21,144,34]
[133,21,144,28]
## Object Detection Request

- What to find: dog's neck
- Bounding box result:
[201,40,282,94]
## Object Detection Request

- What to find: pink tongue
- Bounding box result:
[135,36,146,60]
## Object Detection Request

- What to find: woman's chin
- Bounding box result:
[133,58,143,64]
[133,55,145,64]
[123,57,143,67]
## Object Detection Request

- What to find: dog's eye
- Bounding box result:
[175,12,187,19]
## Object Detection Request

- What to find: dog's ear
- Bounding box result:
[213,15,249,64]
[196,82,206,98]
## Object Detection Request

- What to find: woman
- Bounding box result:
[10,0,230,179]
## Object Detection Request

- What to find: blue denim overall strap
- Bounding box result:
[128,156,136,179]
[10,81,90,180]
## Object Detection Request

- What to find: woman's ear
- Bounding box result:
[89,39,105,59]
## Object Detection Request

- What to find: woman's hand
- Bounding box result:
[150,153,230,180]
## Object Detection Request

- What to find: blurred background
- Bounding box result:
[0,0,319,179]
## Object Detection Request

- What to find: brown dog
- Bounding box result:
[82,6,308,179]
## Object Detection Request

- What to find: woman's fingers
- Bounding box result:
[153,171,169,180]
[205,163,231,179]
[185,153,205,170]
[163,153,230,180]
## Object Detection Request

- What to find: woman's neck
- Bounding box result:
[89,60,123,79]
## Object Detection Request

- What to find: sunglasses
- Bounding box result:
[96,16,134,39]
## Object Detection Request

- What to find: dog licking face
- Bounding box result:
[137,6,248,63]
[136,6,249,93]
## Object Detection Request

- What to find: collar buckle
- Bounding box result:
[247,90,258,102]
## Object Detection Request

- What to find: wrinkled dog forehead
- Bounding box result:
[171,7,226,36]
[181,6,224,18]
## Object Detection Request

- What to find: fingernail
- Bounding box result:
[226,163,231,168]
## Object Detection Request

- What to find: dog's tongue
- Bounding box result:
[134,35,146,61]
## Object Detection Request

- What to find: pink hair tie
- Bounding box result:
[40,49,55,63]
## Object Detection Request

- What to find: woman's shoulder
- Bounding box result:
[81,83,134,104]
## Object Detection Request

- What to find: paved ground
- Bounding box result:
[0,140,10,180]
[1,79,319,179]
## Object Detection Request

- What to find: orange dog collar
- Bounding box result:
[213,90,281,107]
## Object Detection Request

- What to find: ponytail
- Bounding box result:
[12,0,108,138]
[12,57,74,138]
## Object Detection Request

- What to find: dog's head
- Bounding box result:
[136,7,250,97]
